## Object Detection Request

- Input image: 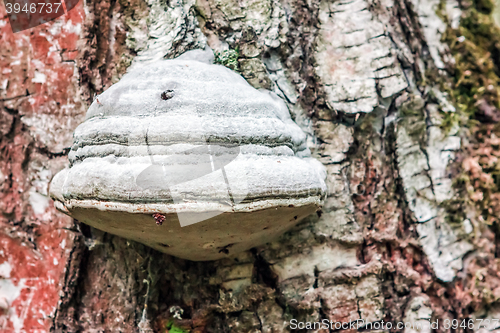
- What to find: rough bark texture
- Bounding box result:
[3,0,500,330]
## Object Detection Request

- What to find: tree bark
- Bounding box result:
[2,0,500,330]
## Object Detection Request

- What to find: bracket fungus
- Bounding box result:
[49,50,327,261]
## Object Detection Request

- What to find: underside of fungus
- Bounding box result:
[50,50,327,261]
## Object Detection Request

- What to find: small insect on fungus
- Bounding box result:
[152,213,166,225]
[93,93,103,106]
[161,89,174,100]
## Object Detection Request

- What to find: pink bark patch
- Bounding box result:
[0,2,85,331]
[0,229,75,331]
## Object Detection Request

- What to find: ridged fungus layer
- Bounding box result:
[50,52,327,261]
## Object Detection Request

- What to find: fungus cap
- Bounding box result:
[50,54,327,261]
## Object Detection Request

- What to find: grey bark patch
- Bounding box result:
[395,93,473,282]
[314,0,408,114]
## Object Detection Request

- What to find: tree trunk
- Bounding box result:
[3,0,500,330]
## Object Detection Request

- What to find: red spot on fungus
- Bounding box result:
[153,213,166,225]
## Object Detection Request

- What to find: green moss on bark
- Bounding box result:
[440,0,500,244]
[214,48,240,71]
[441,0,500,121]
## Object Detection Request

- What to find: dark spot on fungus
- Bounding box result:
[288,204,295,208]
[152,213,166,225]
[294,216,298,220]
[263,226,269,230]
[158,243,170,248]
[218,243,234,254]
[161,89,175,100]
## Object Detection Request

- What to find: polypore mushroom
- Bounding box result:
[49,50,327,261]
